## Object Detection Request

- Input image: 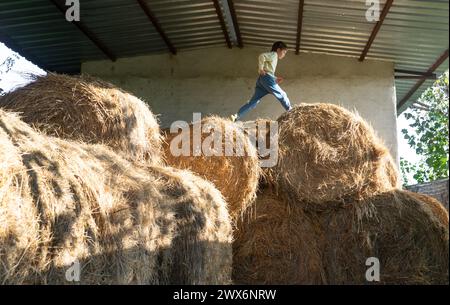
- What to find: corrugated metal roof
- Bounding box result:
[145,0,227,50]
[0,0,448,112]
[367,0,449,112]
[231,0,448,113]
[0,0,104,72]
[236,0,375,57]
[79,0,168,57]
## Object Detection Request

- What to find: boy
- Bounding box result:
[231,41,293,122]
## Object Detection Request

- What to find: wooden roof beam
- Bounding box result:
[136,0,177,55]
[359,0,394,61]
[49,0,116,61]
[295,0,305,55]
[227,0,243,48]
[397,49,449,113]
[212,0,232,49]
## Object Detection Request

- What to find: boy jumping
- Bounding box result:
[231,41,293,122]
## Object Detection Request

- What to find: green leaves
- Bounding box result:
[400,70,449,186]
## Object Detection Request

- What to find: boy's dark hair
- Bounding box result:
[271,41,288,52]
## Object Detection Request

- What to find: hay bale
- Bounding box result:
[321,190,449,284]
[162,116,260,218]
[0,73,161,164]
[0,109,232,284]
[232,186,326,284]
[270,103,399,211]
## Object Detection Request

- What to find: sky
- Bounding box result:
[397,111,421,184]
[397,112,420,163]
[0,42,421,184]
[0,42,46,92]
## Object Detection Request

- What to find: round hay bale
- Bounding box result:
[271,103,399,211]
[0,109,232,284]
[0,73,161,164]
[321,190,449,284]
[162,116,260,218]
[232,186,326,284]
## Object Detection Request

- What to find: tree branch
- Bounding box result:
[413,101,431,109]
[411,105,430,112]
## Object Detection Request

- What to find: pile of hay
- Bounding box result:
[0,73,161,164]
[234,187,449,285]
[269,103,399,211]
[321,190,449,284]
[232,103,447,285]
[0,109,232,284]
[162,116,260,218]
[232,186,325,284]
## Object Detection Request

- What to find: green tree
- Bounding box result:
[400,70,449,186]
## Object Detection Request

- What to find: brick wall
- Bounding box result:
[405,178,449,211]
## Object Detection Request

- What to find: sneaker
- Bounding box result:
[230,114,238,122]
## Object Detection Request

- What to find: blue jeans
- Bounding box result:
[237,74,292,120]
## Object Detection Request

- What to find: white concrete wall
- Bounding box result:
[82,46,399,161]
